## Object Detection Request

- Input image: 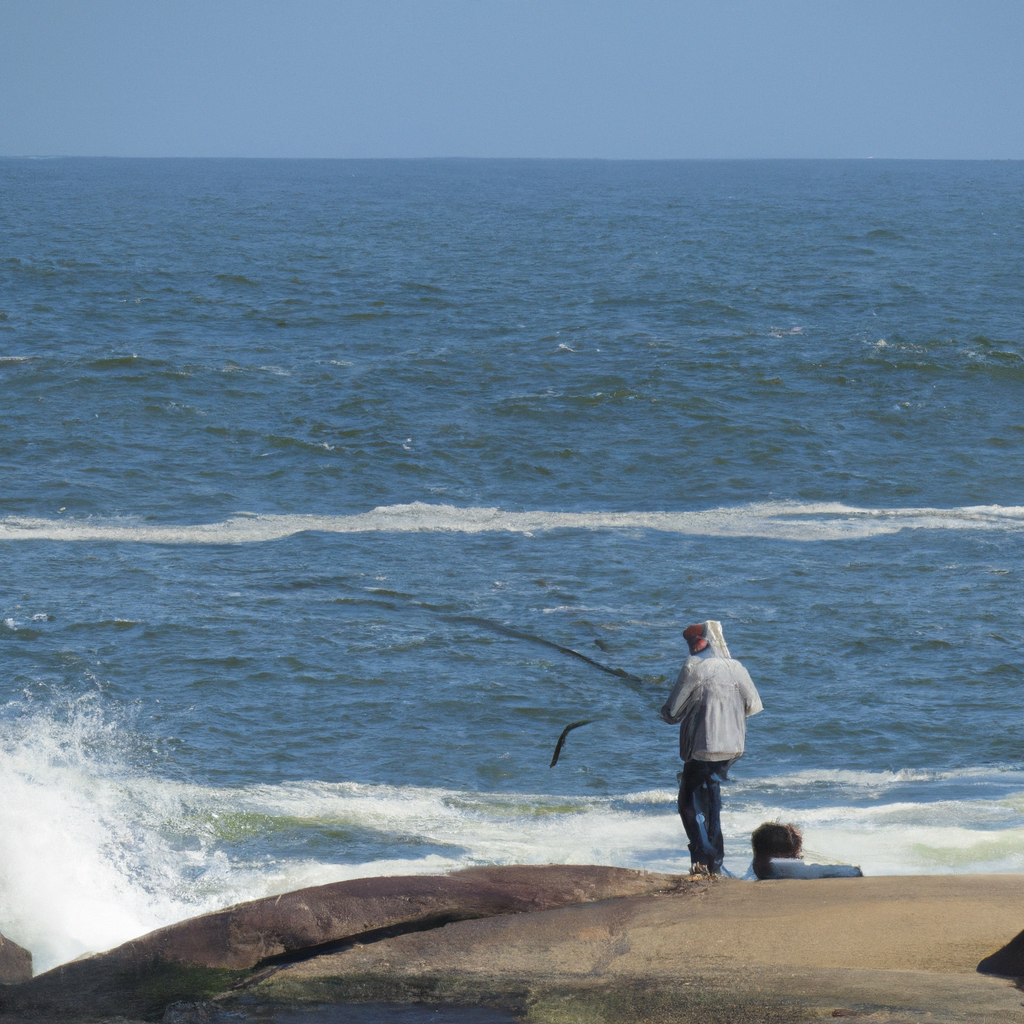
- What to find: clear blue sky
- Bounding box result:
[1,0,1021,159]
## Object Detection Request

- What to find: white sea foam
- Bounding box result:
[729,764,1021,792]
[0,704,190,973]
[2,501,1024,546]
[2,705,1023,973]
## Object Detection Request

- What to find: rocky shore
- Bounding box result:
[2,865,1022,1023]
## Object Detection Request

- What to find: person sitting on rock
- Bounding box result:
[750,821,863,880]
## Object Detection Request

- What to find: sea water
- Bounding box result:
[0,158,1022,972]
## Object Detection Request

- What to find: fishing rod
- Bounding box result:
[331,587,653,766]
[439,614,642,683]
[334,591,645,684]
[435,615,646,769]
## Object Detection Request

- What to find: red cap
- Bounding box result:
[684,623,708,653]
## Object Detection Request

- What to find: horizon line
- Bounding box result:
[3,154,1023,163]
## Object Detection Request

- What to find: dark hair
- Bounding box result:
[751,821,803,880]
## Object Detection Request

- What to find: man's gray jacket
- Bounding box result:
[660,649,763,762]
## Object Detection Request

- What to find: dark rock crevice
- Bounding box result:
[253,910,482,969]
[227,910,490,996]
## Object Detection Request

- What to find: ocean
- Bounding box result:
[1,158,1022,973]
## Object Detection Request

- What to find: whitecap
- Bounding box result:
[2,502,1024,546]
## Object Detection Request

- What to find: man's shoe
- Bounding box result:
[689,862,709,876]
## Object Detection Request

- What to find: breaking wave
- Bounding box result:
[3,501,1024,545]
[2,702,1023,972]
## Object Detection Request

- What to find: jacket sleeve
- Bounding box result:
[660,661,697,723]
[736,664,763,717]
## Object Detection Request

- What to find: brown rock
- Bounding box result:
[5,865,685,1019]
[241,874,1024,1024]
[0,933,31,985]
[977,926,1024,977]
[8,870,1023,1024]
[97,864,686,970]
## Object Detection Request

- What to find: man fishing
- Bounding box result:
[660,620,762,876]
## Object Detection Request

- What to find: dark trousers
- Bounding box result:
[677,759,730,873]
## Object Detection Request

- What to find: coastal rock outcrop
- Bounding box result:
[0,933,31,985]
[234,873,1024,1024]
[2,865,685,1019]
[8,869,1023,1024]
[74,864,686,970]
